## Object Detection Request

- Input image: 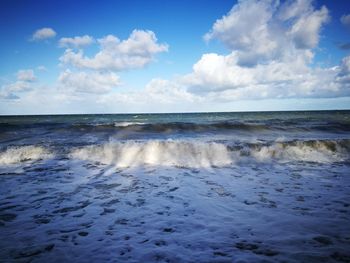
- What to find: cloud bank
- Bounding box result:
[58,70,120,94]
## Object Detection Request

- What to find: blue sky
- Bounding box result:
[0,0,349,114]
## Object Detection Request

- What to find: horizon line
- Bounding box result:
[1,108,349,117]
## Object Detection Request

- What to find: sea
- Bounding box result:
[0,111,349,262]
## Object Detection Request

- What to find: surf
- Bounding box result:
[69,139,350,168]
[0,145,53,165]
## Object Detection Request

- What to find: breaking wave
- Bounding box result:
[1,139,348,168]
[113,122,145,127]
[70,139,350,168]
[70,141,232,168]
[0,145,53,165]
[238,139,350,163]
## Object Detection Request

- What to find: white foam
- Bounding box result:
[70,139,349,168]
[114,122,145,127]
[70,140,232,168]
[249,140,348,163]
[0,145,53,165]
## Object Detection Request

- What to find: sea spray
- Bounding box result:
[70,139,350,168]
[70,140,232,168]
[245,139,350,163]
[0,145,53,165]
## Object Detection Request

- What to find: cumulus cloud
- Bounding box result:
[287,5,329,49]
[336,56,350,86]
[175,0,350,101]
[60,30,168,71]
[16,69,36,82]
[58,70,121,94]
[31,27,56,41]
[0,69,37,99]
[100,78,196,104]
[96,78,199,113]
[3,1,348,110]
[204,0,328,66]
[7,81,32,92]
[182,52,350,100]
[55,1,348,107]
[59,35,94,48]
[143,79,197,104]
[341,14,350,28]
[55,29,168,98]
[204,0,279,66]
[0,81,31,100]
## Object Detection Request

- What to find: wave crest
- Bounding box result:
[0,146,53,165]
[244,140,350,163]
[71,139,350,168]
[3,139,346,168]
[70,140,232,168]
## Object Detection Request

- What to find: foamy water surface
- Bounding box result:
[0,111,349,262]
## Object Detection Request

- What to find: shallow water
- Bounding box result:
[0,111,349,262]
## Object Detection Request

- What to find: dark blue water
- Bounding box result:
[1,110,349,144]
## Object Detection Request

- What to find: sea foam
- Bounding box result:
[70,139,350,168]
[0,145,53,165]
[114,122,145,127]
[70,140,232,168]
[245,140,350,163]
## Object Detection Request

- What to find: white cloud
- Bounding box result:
[277,0,313,21]
[182,52,349,100]
[6,81,32,92]
[204,0,278,66]
[341,14,350,28]
[1,69,37,99]
[144,78,197,104]
[96,78,199,113]
[3,1,349,112]
[177,0,348,100]
[60,30,168,71]
[287,5,329,49]
[58,70,121,94]
[59,35,94,48]
[16,69,36,82]
[335,56,350,86]
[31,27,56,41]
[0,81,31,100]
[204,0,328,66]
[54,0,348,108]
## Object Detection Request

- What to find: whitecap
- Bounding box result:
[70,140,232,168]
[0,145,53,165]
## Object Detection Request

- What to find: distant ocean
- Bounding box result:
[1,111,349,262]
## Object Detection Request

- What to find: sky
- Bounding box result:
[0,0,349,115]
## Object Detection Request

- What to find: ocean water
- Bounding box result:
[0,111,349,262]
